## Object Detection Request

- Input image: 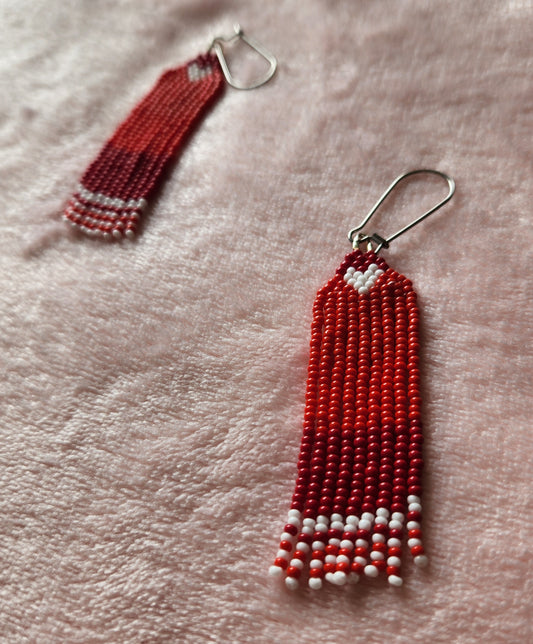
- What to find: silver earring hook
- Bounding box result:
[348,169,456,253]
[210,25,277,90]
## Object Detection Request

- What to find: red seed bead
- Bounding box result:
[351,561,364,575]
[408,529,422,540]
[286,565,301,579]
[311,550,325,561]
[411,545,425,557]
[309,567,324,578]
[292,550,307,562]
[336,561,350,573]
[323,562,336,574]
[387,565,400,577]
[372,542,387,554]
[283,524,298,536]
[325,544,339,556]
[388,547,402,557]
[373,559,387,572]
[279,541,292,551]
[407,510,422,522]
[274,557,288,570]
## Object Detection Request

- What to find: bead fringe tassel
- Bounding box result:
[270,250,427,590]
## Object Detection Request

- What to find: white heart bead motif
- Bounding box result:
[343,263,384,294]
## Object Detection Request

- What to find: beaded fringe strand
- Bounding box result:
[63,53,224,239]
[270,249,427,590]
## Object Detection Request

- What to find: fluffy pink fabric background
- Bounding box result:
[1,1,531,642]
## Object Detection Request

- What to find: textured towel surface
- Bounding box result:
[1,1,531,642]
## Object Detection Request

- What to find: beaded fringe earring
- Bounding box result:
[269,170,455,591]
[62,26,276,239]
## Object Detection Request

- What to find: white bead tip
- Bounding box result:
[331,571,348,586]
[414,554,429,568]
[388,575,403,587]
[285,577,299,591]
[268,565,284,578]
[308,577,323,590]
[364,564,379,578]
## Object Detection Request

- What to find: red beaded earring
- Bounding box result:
[62,26,276,240]
[269,170,455,591]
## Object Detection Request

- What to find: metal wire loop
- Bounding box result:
[348,169,456,253]
[210,25,277,90]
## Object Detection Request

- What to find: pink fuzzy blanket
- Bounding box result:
[1,1,531,642]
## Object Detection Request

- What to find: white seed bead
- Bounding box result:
[358,286,369,295]
[337,554,350,565]
[376,508,390,518]
[407,521,421,531]
[285,577,299,590]
[370,551,384,561]
[356,539,369,549]
[375,269,384,277]
[407,495,421,505]
[287,516,300,527]
[375,516,388,525]
[344,524,357,533]
[392,512,405,522]
[354,556,367,566]
[340,540,354,549]
[348,278,357,286]
[408,502,422,513]
[363,269,373,279]
[288,509,302,519]
[315,523,328,533]
[312,541,325,550]
[280,532,294,542]
[268,565,284,578]
[331,513,343,523]
[301,526,314,535]
[414,554,429,568]
[310,559,323,569]
[331,571,348,586]
[302,518,316,528]
[364,564,379,578]
[408,538,422,548]
[346,267,355,275]
[276,550,290,560]
[361,512,374,522]
[325,554,337,564]
[368,263,379,272]
[329,538,341,547]
[387,556,401,567]
[295,542,310,553]
[346,515,359,526]
[308,577,322,590]
[387,538,402,548]
[124,229,135,240]
[388,575,403,587]
[317,515,329,524]
[389,519,403,531]
[289,558,304,570]
[331,521,344,531]
[372,533,386,543]
[358,519,372,531]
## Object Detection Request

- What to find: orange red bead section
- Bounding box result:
[269,250,427,590]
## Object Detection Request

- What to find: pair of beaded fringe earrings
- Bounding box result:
[62,27,455,592]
